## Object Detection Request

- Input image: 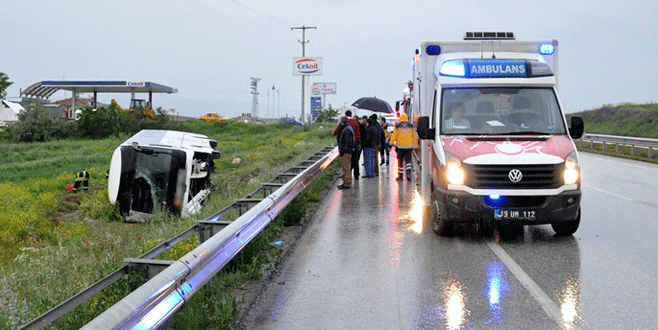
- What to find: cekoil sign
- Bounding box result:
[293,57,323,76]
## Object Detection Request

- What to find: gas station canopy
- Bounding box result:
[21,81,177,99]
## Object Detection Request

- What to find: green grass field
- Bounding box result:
[0,120,337,329]
[571,102,658,138]
[570,102,658,164]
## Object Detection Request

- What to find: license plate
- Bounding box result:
[494,209,536,220]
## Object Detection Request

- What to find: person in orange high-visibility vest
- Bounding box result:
[389,113,419,181]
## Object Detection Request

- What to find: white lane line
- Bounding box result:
[582,183,634,202]
[486,241,567,330]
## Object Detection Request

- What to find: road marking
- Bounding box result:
[486,241,567,330]
[582,183,633,202]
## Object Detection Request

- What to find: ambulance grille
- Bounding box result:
[464,164,562,189]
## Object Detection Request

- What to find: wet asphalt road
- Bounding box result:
[237,151,658,329]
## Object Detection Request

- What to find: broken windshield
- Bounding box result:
[440,87,567,135]
[118,147,186,216]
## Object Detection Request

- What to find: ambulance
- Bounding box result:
[108,130,221,222]
[413,32,584,237]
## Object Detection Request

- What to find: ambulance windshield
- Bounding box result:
[440,87,567,135]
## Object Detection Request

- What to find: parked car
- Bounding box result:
[201,112,229,122]
[279,117,303,126]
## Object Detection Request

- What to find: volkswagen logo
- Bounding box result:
[508,169,523,183]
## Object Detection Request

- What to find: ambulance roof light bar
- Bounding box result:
[464,31,515,40]
[439,59,553,78]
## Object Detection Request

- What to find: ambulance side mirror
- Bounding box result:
[417,116,435,140]
[569,115,584,140]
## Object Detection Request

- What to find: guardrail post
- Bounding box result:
[616,143,619,154]
[196,221,232,244]
[124,259,175,281]
[631,145,635,156]
[602,142,606,152]
[649,147,653,159]
[590,140,594,150]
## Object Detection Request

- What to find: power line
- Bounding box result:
[179,0,287,28]
[227,0,293,26]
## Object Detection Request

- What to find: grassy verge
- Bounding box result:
[0,121,336,329]
[576,139,658,164]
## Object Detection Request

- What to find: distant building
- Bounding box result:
[0,100,23,124]
[53,96,108,119]
[9,96,64,119]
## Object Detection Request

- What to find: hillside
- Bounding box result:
[571,103,658,138]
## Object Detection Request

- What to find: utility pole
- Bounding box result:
[250,77,261,119]
[291,25,316,123]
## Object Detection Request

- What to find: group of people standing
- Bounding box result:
[333,110,418,189]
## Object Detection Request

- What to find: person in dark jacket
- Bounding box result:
[369,114,384,176]
[337,116,356,189]
[362,118,378,178]
[332,110,362,179]
[380,117,390,166]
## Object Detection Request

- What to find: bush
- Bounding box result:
[12,103,56,142]
[314,105,340,123]
[77,106,121,139]
[51,118,77,140]
[77,102,177,138]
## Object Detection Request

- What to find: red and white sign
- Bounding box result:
[312,82,336,94]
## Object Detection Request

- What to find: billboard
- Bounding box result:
[293,57,323,76]
[311,96,322,117]
[312,82,336,94]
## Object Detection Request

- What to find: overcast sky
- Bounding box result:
[3,0,657,119]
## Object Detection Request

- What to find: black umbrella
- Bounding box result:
[351,97,393,114]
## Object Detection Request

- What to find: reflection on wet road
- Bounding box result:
[237,152,658,329]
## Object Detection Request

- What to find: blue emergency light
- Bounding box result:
[539,43,555,55]
[486,194,503,206]
[426,45,441,55]
[439,60,465,76]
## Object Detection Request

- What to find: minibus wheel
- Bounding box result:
[431,198,453,237]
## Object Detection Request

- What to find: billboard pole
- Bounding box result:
[291,25,316,123]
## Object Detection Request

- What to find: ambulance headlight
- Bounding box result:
[563,152,580,185]
[445,153,465,185]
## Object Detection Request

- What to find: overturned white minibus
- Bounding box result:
[108,130,221,222]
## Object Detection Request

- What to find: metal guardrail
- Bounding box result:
[21,145,338,330]
[580,133,658,158]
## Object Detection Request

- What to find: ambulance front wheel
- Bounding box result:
[551,207,581,236]
[430,197,453,237]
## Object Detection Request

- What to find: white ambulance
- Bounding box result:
[108,130,221,222]
[413,32,584,237]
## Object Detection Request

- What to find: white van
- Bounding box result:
[413,32,584,236]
